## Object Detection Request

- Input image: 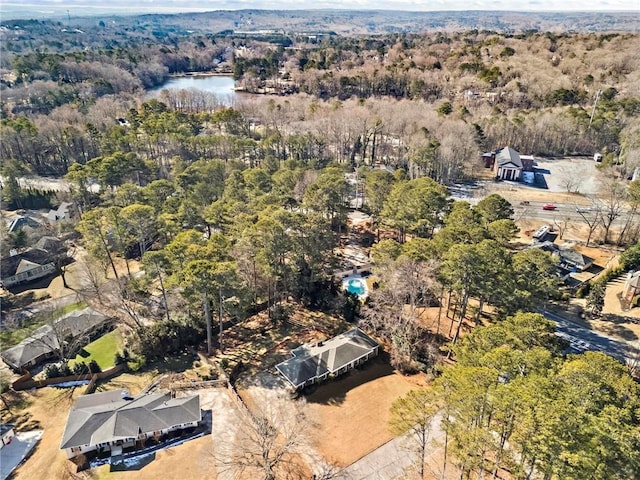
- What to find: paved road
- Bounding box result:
[542,309,640,364]
[514,201,629,225]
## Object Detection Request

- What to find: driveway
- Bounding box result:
[0,430,44,480]
[338,413,446,480]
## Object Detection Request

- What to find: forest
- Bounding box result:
[1,12,640,479]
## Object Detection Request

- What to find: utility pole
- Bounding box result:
[67,10,71,26]
[588,88,601,130]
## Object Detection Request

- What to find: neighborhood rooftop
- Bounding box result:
[276,328,379,390]
[60,390,201,453]
[0,307,110,372]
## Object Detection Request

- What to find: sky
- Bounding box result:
[1,0,639,14]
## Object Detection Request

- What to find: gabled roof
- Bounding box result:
[34,236,63,253]
[43,202,73,224]
[529,242,593,270]
[1,307,109,370]
[276,328,379,389]
[0,248,53,278]
[558,248,594,270]
[496,147,523,168]
[5,214,43,233]
[60,390,201,450]
[627,271,640,289]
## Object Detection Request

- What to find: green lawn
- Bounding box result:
[0,301,87,347]
[70,330,122,370]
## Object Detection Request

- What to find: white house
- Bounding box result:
[60,390,201,459]
[494,146,524,181]
[0,248,56,288]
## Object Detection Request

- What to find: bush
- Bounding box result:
[88,360,102,374]
[44,364,61,379]
[73,362,89,375]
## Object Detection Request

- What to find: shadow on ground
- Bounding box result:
[6,274,59,295]
[304,354,395,406]
[600,314,640,341]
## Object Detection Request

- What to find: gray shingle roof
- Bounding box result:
[276,328,378,389]
[496,147,523,168]
[0,307,109,370]
[60,391,201,450]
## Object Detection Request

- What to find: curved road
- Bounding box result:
[542,309,640,364]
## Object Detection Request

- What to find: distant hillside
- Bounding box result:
[2,9,639,34]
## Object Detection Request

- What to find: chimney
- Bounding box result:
[9,249,18,256]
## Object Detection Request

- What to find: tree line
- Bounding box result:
[391,312,640,480]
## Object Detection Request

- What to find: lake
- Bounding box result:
[147,75,238,105]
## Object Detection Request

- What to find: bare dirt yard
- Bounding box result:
[5,372,157,480]
[304,357,427,468]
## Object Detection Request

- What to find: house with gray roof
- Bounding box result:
[60,390,201,459]
[276,328,379,391]
[1,307,111,372]
[482,146,535,181]
[0,248,56,289]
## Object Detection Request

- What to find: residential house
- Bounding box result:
[531,242,594,272]
[1,424,16,448]
[623,271,640,302]
[0,248,56,288]
[60,390,201,459]
[1,307,110,372]
[276,328,379,391]
[0,236,66,289]
[4,213,44,234]
[43,202,73,225]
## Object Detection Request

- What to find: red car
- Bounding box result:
[542,204,557,211]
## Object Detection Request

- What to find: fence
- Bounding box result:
[11,364,126,392]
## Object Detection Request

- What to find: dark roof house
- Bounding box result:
[60,390,201,459]
[0,248,56,289]
[530,242,594,272]
[276,328,379,390]
[1,307,110,372]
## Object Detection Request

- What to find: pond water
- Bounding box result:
[147,75,238,105]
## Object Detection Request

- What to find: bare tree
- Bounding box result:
[553,213,572,240]
[599,175,627,244]
[576,199,603,247]
[216,390,314,480]
[558,165,584,193]
[362,258,440,372]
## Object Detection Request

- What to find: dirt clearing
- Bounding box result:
[304,357,427,467]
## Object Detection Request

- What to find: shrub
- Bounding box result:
[88,360,102,374]
[44,364,61,379]
[73,362,89,375]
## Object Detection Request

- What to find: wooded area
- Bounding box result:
[1,11,640,480]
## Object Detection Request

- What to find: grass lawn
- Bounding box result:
[70,329,122,370]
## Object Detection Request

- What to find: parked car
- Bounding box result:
[542,204,557,210]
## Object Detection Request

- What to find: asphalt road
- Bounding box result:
[514,200,628,224]
[542,309,640,364]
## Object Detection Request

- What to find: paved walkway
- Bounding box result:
[0,430,44,480]
[338,413,446,480]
